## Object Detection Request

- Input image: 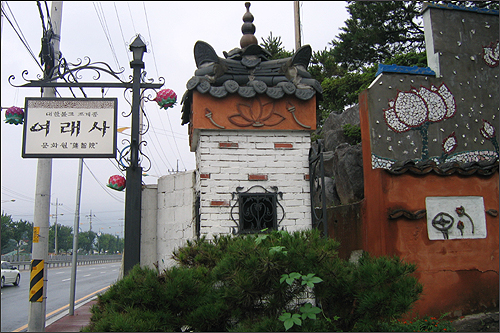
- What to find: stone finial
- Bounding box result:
[240,2,258,48]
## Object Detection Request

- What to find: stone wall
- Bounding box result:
[195,130,312,239]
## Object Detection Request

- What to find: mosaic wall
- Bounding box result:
[368,6,499,170]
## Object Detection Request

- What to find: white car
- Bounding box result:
[1,261,21,288]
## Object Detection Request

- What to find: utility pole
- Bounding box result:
[28,2,62,332]
[294,1,301,51]
[51,198,63,254]
[86,210,95,232]
[69,158,83,315]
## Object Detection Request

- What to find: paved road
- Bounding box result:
[1,261,121,332]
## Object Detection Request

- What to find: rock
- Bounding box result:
[324,176,341,206]
[332,143,364,205]
[324,129,349,152]
[322,151,334,177]
[322,104,360,133]
[452,311,499,332]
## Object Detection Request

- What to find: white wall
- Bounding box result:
[141,171,195,271]
[195,129,312,239]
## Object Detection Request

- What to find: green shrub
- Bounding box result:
[84,229,424,332]
[377,314,456,332]
[342,123,362,145]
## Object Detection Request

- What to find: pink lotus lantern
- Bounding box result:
[5,106,24,125]
[155,89,177,109]
[107,175,126,191]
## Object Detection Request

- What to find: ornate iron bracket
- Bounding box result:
[9,55,164,173]
[309,140,328,237]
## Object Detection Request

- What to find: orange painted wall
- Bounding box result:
[359,90,499,317]
[191,91,317,131]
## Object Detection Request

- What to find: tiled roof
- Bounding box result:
[181,42,322,125]
[180,3,321,125]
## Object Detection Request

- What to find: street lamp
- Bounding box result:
[123,35,147,275]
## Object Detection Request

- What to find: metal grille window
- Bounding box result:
[231,186,285,234]
[239,192,277,232]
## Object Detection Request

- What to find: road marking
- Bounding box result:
[83,274,91,277]
[55,272,65,275]
[62,278,70,282]
[12,285,110,332]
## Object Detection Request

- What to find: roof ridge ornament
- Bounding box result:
[240,2,258,48]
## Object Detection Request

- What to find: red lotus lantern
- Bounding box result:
[107,175,126,191]
[5,106,24,125]
[155,89,177,109]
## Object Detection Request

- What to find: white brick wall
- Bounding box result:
[196,130,312,239]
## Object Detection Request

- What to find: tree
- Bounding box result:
[78,230,97,254]
[1,213,14,253]
[97,233,114,254]
[48,224,73,253]
[331,1,498,71]
[260,32,293,60]
[331,1,425,71]
[316,1,497,120]
[9,219,32,260]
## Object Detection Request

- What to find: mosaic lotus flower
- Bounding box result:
[480,119,499,155]
[442,132,457,154]
[480,119,496,139]
[228,97,285,127]
[383,83,456,160]
[482,40,499,68]
[384,83,456,133]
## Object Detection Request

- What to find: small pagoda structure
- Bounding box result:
[180,2,322,238]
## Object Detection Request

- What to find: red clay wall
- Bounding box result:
[359,89,499,317]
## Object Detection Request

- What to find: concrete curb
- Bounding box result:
[45,295,98,327]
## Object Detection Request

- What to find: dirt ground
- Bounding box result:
[452,312,499,332]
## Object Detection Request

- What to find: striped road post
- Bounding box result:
[29,259,44,302]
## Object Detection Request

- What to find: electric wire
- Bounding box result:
[83,160,125,203]
[2,3,43,71]
[127,2,137,34]
[142,2,187,171]
[93,2,124,80]
[113,2,131,63]
[1,187,35,203]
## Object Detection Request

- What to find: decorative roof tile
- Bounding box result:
[181,2,322,125]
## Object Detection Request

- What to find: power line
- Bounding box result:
[83,160,124,203]
[142,2,187,171]
[1,186,35,203]
[113,2,131,63]
[2,2,43,70]
[93,2,123,79]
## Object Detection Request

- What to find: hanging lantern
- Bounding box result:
[155,89,177,109]
[107,175,126,191]
[5,106,24,125]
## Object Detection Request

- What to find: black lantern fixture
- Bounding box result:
[129,35,147,66]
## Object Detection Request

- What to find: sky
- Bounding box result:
[1,1,349,240]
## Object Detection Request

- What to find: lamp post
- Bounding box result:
[123,35,147,275]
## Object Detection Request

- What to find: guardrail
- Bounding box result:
[9,255,122,271]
